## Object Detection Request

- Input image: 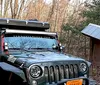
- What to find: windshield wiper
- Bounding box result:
[21,49,33,52]
[34,48,55,52]
[19,47,56,52]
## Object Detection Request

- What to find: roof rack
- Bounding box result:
[0,18,50,31]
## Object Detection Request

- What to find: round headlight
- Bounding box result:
[30,65,42,78]
[79,63,87,72]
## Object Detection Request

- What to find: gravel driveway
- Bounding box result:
[89,78,97,85]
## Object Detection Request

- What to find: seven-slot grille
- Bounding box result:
[44,64,79,84]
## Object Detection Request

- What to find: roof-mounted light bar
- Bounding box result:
[5,29,57,36]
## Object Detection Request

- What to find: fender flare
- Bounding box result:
[0,62,26,82]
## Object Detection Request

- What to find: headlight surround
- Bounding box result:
[30,65,42,78]
[79,63,87,73]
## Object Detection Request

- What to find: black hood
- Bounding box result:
[12,52,85,63]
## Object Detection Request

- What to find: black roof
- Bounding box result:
[0,18,50,31]
[81,23,100,40]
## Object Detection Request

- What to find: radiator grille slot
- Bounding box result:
[73,64,78,78]
[69,65,74,78]
[55,65,60,82]
[44,66,49,82]
[44,64,79,83]
[49,66,55,83]
[65,65,69,79]
[60,65,64,79]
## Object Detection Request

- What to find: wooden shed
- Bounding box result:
[81,23,100,67]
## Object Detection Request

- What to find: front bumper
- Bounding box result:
[44,77,89,85]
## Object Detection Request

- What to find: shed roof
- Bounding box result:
[81,23,100,40]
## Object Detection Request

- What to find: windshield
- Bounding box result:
[4,36,58,52]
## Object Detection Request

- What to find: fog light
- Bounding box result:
[32,80,37,85]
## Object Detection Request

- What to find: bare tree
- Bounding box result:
[47,0,56,22]
[10,0,25,19]
[0,0,29,19]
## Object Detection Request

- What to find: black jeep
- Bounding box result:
[0,18,90,85]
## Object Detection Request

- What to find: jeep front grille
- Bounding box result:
[44,64,79,83]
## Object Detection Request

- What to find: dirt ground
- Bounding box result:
[90,66,100,85]
[92,76,100,85]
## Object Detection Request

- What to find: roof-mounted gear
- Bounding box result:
[0,18,50,31]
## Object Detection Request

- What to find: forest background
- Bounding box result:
[0,0,100,83]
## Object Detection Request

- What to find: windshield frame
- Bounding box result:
[3,34,59,53]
